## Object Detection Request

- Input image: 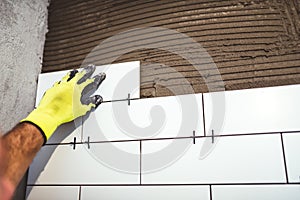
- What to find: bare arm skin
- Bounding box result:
[1,122,44,189]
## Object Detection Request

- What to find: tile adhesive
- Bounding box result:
[43,0,300,97]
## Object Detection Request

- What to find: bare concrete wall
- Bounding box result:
[0,0,49,134]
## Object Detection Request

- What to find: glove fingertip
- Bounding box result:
[77,64,96,84]
[93,73,106,88]
[67,69,79,82]
[87,95,103,109]
[94,95,103,108]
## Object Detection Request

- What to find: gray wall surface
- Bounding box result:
[0,0,49,134]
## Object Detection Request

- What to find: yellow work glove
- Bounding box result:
[21,65,106,143]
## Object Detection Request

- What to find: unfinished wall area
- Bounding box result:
[0,0,49,134]
[43,0,300,97]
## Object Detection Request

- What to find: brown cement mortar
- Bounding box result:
[42,0,300,97]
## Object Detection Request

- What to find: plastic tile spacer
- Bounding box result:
[127,93,131,106]
[193,130,196,144]
[72,137,76,150]
[86,136,90,149]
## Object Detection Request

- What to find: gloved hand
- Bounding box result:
[21,65,106,143]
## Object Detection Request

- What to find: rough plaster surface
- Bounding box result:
[0,0,48,134]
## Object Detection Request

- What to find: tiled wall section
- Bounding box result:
[80,186,210,200]
[283,133,300,183]
[212,185,300,200]
[36,61,140,106]
[27,64,300,199]
[27,142,140,185]
[82,93,204,142]
[26,186,79,200]
[204,85,300,136]
[141,135,286,184]
[27,185,300,200]
[36,61,140,145]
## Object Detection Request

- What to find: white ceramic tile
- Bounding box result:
[26,186,79,200]
[83,93,203,143]
[212,185,300,200]
[35,61,140,106]
[28,142,140,184]
[81,186,209,200]
[204,85,300,135]
[142,134,285,183]
[93,61,140,101]
[36,61,139,144]
[282,133,300,183]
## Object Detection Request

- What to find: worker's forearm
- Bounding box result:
[2,122,44,189]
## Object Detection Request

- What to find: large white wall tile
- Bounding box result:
[83,94,203,142]
[81,186,210,200]
[212,185,300,200]
[204,85,300,135]
[35,61,140,144]
[93,61,140,101]
[28,141,140,185]
[142,134,285,183]
[26,186,79,200]
[35,61,140,106]
[283,133,300,183]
